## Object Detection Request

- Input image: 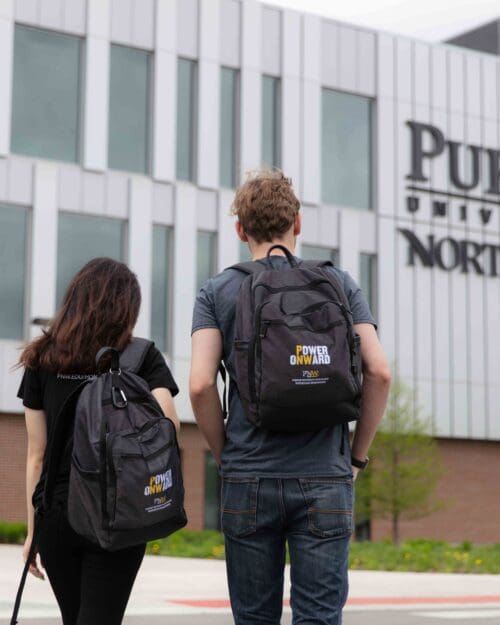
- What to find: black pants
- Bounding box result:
[36,504,145,625]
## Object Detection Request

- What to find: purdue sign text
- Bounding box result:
[399,121,500,277]
[399,229,500,277]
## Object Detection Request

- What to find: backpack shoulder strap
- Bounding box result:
[119,337,154,373]
[300,259,334,270]
[43,380,88,511]
[301,260,352,314]
[226,260,267,276]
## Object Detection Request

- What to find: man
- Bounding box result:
[190,170,391,625]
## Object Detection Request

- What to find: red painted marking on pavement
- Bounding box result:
[348,596,500,605]
[169,600,232,608]
[169,596,500,609]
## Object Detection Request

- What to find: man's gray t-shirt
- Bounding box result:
[192,256,376,478]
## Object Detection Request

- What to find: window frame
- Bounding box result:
[176,57,198,182]
[10,24,83,164]
[55,212,127,307]
[196,230,218,293]
[321,87,374,210]
[151,224,174,354]
[261,74,281,169]
[0,202,31,341]
[219,66,240,189]
[108,43,153,175]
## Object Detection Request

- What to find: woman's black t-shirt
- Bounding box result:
[17,343,179,508]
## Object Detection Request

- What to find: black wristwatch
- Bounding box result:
[351,456,369,470]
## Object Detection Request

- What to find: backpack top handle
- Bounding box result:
[266,244,298,268]
[95,346,120,372]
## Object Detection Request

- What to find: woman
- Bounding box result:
[18,257,180,625]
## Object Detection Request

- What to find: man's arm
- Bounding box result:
[189,328,226,465]
[351,323,392,478]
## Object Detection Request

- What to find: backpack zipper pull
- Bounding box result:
[260,321,270,338]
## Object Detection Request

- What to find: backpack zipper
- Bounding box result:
[117,440,174,460]
[259,318,345,339]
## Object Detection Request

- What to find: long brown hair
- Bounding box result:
[20,258,141,373]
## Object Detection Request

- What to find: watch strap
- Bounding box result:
[351,456,369,469]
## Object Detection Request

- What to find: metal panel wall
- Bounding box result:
[0,0,498,439]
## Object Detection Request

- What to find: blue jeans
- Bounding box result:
[221,476,353,625]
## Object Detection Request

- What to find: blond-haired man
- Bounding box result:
[190,171,391,625]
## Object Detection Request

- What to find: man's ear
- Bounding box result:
[293,213,302,236]
[235,221,248,242]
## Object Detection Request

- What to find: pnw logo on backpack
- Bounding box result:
[230,245,362,432]
[44,338,187,551]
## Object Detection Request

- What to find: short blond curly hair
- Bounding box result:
[231,169,300,244]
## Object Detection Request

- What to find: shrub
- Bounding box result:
[0,521,27,544]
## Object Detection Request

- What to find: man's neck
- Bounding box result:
[250,239,296,261]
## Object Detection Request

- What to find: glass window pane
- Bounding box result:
[177,59,197,181]
[322,89,372,209]
[108,45,150,173]
[262,76,281,168]
[196,231,217,292]
[239,241,252,262]
[360,253,378,319]
[151,226,172,353]
[220,68,239,188]
[56,214,125,305]
[204,452,221,530]
[301,244,339,266]
[0,205,28,339]
[11,25,81,162]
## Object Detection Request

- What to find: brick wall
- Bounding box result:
[0,414,27,522]
[371,438,500,543]
[3,416,499,542]
[178,423,209,531]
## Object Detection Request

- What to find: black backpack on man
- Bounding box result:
[228,245,362,432]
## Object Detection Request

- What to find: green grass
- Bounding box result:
[349,539,500,574]
[0,521,27,545]
[2,521,499,573]
[147,531,500,574]
[147,530,225,559]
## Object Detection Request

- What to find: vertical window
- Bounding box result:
[301,244,339,266]
[322,89,372,209]
[11,25,81,162]
[204,452,221,530]
[360,253,378,319]
[56,214,125,305]
[108,45,151,174]
[177,59,197,181]
[196,231,217,292]
[262,75,281,168]
[239,241,252,262]
[220,67,239,188]
[151,226,172,353]
[0,205,28,339]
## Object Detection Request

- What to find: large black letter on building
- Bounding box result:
[406,121,445,182]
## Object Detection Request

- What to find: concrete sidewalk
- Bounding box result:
[1,544,500,620]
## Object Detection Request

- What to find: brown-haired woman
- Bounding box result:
[18,257,180,625]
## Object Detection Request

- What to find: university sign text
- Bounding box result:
[399,121,500,277]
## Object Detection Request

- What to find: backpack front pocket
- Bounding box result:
[108,420,182,530]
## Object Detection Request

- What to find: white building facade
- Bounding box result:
[0,0,499,538]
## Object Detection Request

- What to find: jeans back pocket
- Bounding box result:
[299,477,353,539]
[221,477,259,537]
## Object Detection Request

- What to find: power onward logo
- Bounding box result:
[289,344,331,365]
[144,469,172,497]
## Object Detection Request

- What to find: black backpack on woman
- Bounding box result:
[48,338,187,549]
[11,339,186,624]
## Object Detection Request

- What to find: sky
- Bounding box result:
[258,0,500,43]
